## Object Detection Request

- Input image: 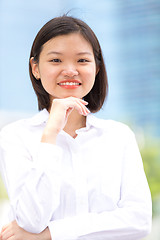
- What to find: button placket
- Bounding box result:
[71,144,89,215]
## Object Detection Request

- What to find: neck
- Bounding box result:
[63,109,86,138]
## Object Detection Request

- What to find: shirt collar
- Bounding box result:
[29,108,104,130]
[86,113,105,129]
[29,109,49,126]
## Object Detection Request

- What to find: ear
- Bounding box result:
[96,66,100,75]
[30,57,40,80]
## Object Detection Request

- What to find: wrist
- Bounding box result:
[41,128,59,144]
[36,227,51,240]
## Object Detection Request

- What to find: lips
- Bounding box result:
[57,80,81,89]
[59,82,81,86]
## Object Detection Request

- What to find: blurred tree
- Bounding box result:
[0,176,8,199]
[140,137,160,216]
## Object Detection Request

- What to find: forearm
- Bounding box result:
[0,221,51,240]
[0,140,63,233]
[41,130,57,144]
[12,152,62,233]
[36,227,51,240]
[48,206,151,240]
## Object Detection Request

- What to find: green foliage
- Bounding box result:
[139,137,160,216]
[0,175,8,199]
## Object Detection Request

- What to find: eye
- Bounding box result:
[51,59,62,63]
[78,59,89,63]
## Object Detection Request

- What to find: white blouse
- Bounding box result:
[0,109,152,240]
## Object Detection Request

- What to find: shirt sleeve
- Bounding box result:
[48,130,152,240]
[0,126,63,233]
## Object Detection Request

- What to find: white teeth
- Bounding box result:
[59,82,80,86]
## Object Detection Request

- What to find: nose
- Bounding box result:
[61,66,78,77]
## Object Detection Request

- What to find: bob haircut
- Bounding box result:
[29,15,108,112]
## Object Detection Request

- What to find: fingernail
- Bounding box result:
[86,107,90,112]
[82,99,88,105]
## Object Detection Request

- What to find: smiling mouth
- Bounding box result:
[58,82,81,86]
[57,80,82,89]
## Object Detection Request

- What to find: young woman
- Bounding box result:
[0,15,152,240]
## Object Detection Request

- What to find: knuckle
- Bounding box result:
[52,99,58,104]
[1,234,5,240]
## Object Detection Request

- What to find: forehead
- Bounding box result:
[41,33,94,54]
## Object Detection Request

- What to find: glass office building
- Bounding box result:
[112,1,160,136]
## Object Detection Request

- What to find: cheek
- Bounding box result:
[39,66,57,86]
[40,66,54,79]
[40,73,56,94]
[83,67,96,85]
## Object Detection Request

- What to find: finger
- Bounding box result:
[6,236,15,240]
[74,99,90,116]
[65,97,88,106]
[1,221,17,240]
[78,104,90,116]
[67,100,85,115]
[66,107,74,118]
[51,97,90,117]
[78,99,89,105]
[73,100,85,115]
[1,223,10,232]
[1,229,14,240]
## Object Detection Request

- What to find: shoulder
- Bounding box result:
[88,114,135,140]
[0,109,48,139]
[89,115,135,145]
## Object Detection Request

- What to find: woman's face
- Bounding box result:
[31,33,98,101]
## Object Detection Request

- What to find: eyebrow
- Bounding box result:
[47,51,62,55]
[76,52,92,55]
[47,51,92,55]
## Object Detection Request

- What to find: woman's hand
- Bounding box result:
[0,221,51,240]
[41,97,90,144]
